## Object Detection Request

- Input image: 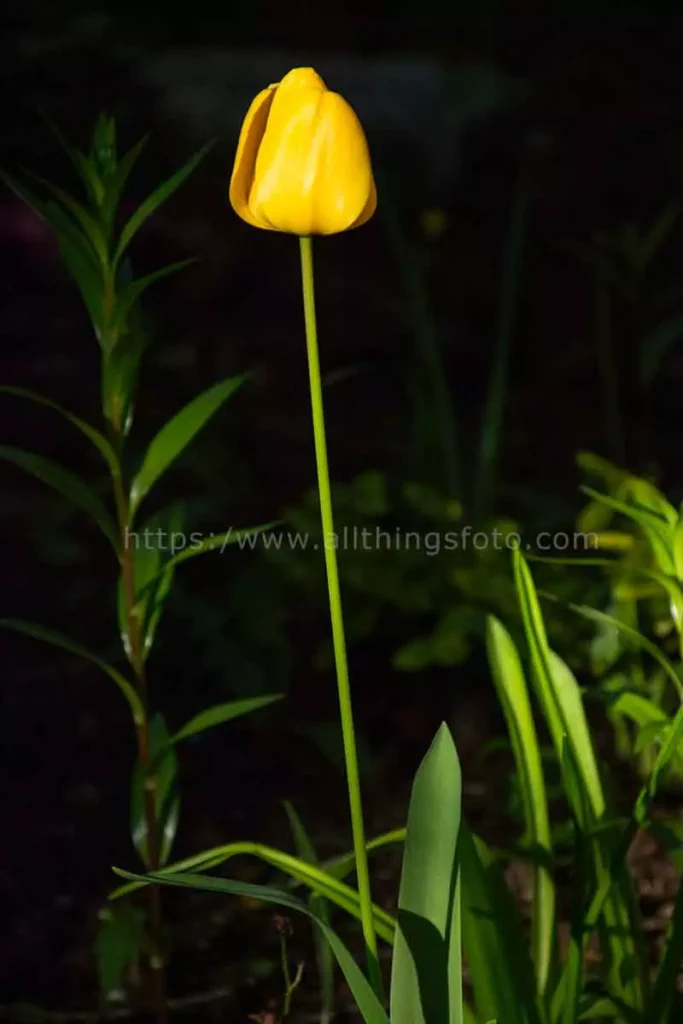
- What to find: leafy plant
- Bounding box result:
[113,549,683,1023]
[1,115,280,1013]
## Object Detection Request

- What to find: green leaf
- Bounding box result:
[129,375,245,517]
[486,616,554,997]
[109,840,396,943]
[513,553,644,1019]
[390,723,463,1024]
[21,167,109,267]
[0,445,118,550]
[130,713,179,867]
[459,823,541,1024]
[112,868,391,1024]
[112,258,198,334]
[113,141,214,267]
[95,901,145,996]
[284,801,336,1024]
[581,485,675,574]
[118,505,185,661]
[172,694,283,743]
[560,599,683,703]
[0,618,143,724]
[2,173,104,330]
[0,386,118,473]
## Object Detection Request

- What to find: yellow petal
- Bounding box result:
[249,79,375,235]
[229,85,277,229]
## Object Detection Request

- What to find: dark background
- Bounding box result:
[1,3,683,1020]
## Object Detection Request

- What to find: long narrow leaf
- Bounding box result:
[172,695,283,743]
[0,618,143,723]
[113,141,214,267]
[284,802,336,1024]
[113,868,390,1024]
[0,386,118,473]
[109,841,395,942]
[459,823,541,1024]
[129,375,245,517]
[0,445,118,550]
[486,616,554,997]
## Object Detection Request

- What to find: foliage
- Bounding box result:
[1,115,279,1003]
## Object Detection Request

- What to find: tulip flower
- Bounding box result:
[229,67,382,999]
[229,67,376,235]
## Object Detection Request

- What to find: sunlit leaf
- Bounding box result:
[390,723,463,1024]
[112,868,391,1024]
[486,616,554,997]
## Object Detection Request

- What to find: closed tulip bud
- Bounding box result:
[229,67,377,236]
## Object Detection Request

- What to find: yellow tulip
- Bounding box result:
[229,67,377,235]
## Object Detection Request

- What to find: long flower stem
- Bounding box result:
[298,235,381,997]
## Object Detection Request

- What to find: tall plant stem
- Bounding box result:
[112,465,167,1024]
[298,235,381,998]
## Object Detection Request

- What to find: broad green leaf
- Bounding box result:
[0,386,118,473]
[130,713,179,867]
[0,618,143,724]
[109,840,396,943]
[284,801,335,1024]
[129,375,245,517]
[172,694,283,744]
[0,445,118,550]
[390,723,463,1024]
[486,616,554,997]
[113,141,214,267]
[459,823,540,1024]
[113,868,391,1024]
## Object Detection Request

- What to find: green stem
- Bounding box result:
[298,235,382,998]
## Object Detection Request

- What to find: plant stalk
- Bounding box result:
[298,234,382,998]
[112,465,167,1024]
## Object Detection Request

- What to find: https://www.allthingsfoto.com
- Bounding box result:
[124,525,600,558]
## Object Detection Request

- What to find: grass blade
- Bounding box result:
[486,616,554,998]
[113,868,390,1024]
